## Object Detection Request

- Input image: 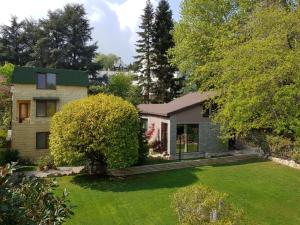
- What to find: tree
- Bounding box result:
[107,73,143,105]
[171,0,300,147]
[50,94,140,174]
[31,4,98,73]
[0,17,27,65]
[152,0,179,103]
[135,0,155,103]
[170,0,237,91]
[213,4,300,140]
[94,53,118,70]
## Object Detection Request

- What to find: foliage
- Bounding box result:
[0,5,99,75]
[135,0,155,103]
[50,94,140,171]
[90,73,143,105]
[0,62,14,84]
[149,140,163,153]
[0,17,28,65]
[94,53,119,70]
[173,185,244,225]
[108,72,133,98]
[0,149,19,165]
[171,1,300,147]
[136,123,149,165]
[36,154,57,171]
[0,129,7,148]
[31,4,98,72]
[0,163,72,225]
[152,0,180,103]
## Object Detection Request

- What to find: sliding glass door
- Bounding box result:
[176,124,199,153]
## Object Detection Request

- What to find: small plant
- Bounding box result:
[36,154,56,171]
[173,185,244,225]
[0,149,19,165]
[0,163,72,225]
[149,140,164,153]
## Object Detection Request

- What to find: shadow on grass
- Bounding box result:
[211,158,268,168]
[72,167,200,192]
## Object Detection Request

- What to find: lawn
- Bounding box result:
[57,159,300,225]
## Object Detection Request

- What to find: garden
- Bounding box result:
[56,159,300,225]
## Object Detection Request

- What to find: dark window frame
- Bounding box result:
[36,132,50,149]
[36,100,57,117]
[36,73,57,90]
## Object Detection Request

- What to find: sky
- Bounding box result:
[0,0,181,64]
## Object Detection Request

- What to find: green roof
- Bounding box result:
[12,66,89,87]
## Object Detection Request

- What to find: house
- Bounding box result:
[137,91,228,159]
[11,66,88,161]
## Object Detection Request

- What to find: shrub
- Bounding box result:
[0,129,7,148]
[0,149,19,165]
[36,155,56,171]
[136,124,149,165]
[173,185,244,225]
[50,94,139,173]
[266,135,294,159]
[0,163,72,225]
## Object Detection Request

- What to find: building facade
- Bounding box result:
[138,92,228,159]
[11,66,88,160]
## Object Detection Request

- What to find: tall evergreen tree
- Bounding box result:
[135,0,154,103]
[0,16,27,65]
[152,0,179,103]
[31,4,98,73]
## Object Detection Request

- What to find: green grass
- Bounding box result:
[57,159,300,225]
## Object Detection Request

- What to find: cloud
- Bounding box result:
[88,6,105,23]
[102,0,157,44]
[0,0,88,24]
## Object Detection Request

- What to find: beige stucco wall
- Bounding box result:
[11,84,87,160]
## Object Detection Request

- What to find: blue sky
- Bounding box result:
[0,0,181,64]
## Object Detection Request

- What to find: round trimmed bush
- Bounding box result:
[49,94,140,171]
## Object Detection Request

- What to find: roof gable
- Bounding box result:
[12,66,89,87]
[138,91,217,117]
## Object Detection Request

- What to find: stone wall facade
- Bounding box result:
[11,84,87,160]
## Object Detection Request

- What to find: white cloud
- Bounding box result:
[0,0,88,24]
[88,6,105,23]
[102,0,157,44]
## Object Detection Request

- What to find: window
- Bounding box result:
[36,100,56,117]
[141,118,148,131]
[37,73,56,89]
[36,132,49,149]
[18,101,30,123]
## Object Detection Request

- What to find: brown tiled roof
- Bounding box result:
[138,91,217,117]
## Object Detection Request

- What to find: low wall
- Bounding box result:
[269,157,300,170]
